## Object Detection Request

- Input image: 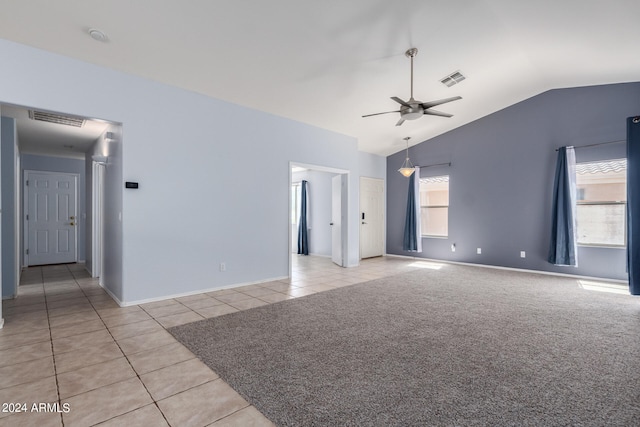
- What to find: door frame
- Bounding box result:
[289,162,349,276]
[92,161,106,279]
[23,170,79,267]
[331,173,348,267]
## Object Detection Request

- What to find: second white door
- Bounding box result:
[360,177,384,259]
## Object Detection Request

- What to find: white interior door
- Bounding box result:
[360,177,384,259]
[26,171,78,266]
[331,174,344,266]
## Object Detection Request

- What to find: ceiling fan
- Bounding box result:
[363,48,462,126]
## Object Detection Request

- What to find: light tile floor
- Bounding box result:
[0,255,421,426]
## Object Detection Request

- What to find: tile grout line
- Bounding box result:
[7,258,388,425]
[84,286,174,426]
[137,291,275,425]
[95,293,248,425]
[45,265,66,427]
[39,265,159,424]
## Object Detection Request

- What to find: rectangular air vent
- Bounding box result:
[440,71,466,87]
[28,110,85,127]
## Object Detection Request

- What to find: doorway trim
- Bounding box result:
[92,161,106,280]
[289,162,350,278]
[23,170,79,267]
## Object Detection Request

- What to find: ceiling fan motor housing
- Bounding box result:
[400,102,424,120]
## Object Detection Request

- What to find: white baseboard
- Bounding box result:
[384,254,628,284]
[119,275,290,307]
[99,283,125,307]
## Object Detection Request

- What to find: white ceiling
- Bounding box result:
[1,104,110,159]
[0,0,638,156]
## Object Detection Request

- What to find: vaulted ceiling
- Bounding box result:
[1,0,638,156]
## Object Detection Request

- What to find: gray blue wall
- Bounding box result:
[387,82,640,280]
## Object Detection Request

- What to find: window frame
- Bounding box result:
[575,158,627,248]
[419,175,450,238]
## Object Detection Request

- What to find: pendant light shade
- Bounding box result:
[398,137,415,177]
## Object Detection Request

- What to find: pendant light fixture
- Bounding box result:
[398,136,415,177]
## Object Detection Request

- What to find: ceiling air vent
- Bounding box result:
[440,71,466,87]
[28,110,85,128]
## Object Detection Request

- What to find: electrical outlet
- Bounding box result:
[520,251,526,258]
[477,248,482,254]
[451,244,456,252]
[220,262,226,272]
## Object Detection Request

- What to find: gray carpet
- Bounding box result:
[169,264,640,426]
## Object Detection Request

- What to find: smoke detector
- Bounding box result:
[88,28,108,42]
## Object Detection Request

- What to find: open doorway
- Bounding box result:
[1,102,121,296]
[289,162,349,277]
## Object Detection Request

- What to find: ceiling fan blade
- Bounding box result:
[391,96,410,107]
[362,110,401,118]
[424,109,453,118]
[420,96,462,109]
[395,118,405,126]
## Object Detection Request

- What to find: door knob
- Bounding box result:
[70,215,76,220]
[329,222,334,226]
[70,222,76,226]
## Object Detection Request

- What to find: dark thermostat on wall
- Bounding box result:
[125,182,139,189]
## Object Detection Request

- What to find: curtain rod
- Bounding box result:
[416,162,451,169]
[555,139,625,151]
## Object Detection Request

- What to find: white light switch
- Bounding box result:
[477,248,482,254]
[520,251,526,258]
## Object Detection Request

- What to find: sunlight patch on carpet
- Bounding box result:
[578,279,629,295]
[408,260,445,270]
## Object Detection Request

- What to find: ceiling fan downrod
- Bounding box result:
[406,48,418,100]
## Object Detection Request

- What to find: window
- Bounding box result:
[575,159,627,247]
[419,175,449,237]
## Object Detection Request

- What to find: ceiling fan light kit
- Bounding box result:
[363,48,462,126]
[398,137,415,177]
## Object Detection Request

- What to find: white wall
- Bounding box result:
[0,108,3,325]
[0,38,385,304]
[358,151,386,180]
[1,116,19,299]
[86,128,122,298]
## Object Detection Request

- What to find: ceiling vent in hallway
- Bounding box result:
[28,110,85,128]
[440,71,466,87]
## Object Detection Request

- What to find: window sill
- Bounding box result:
[578,244,626,249]
[421,235,448,239]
